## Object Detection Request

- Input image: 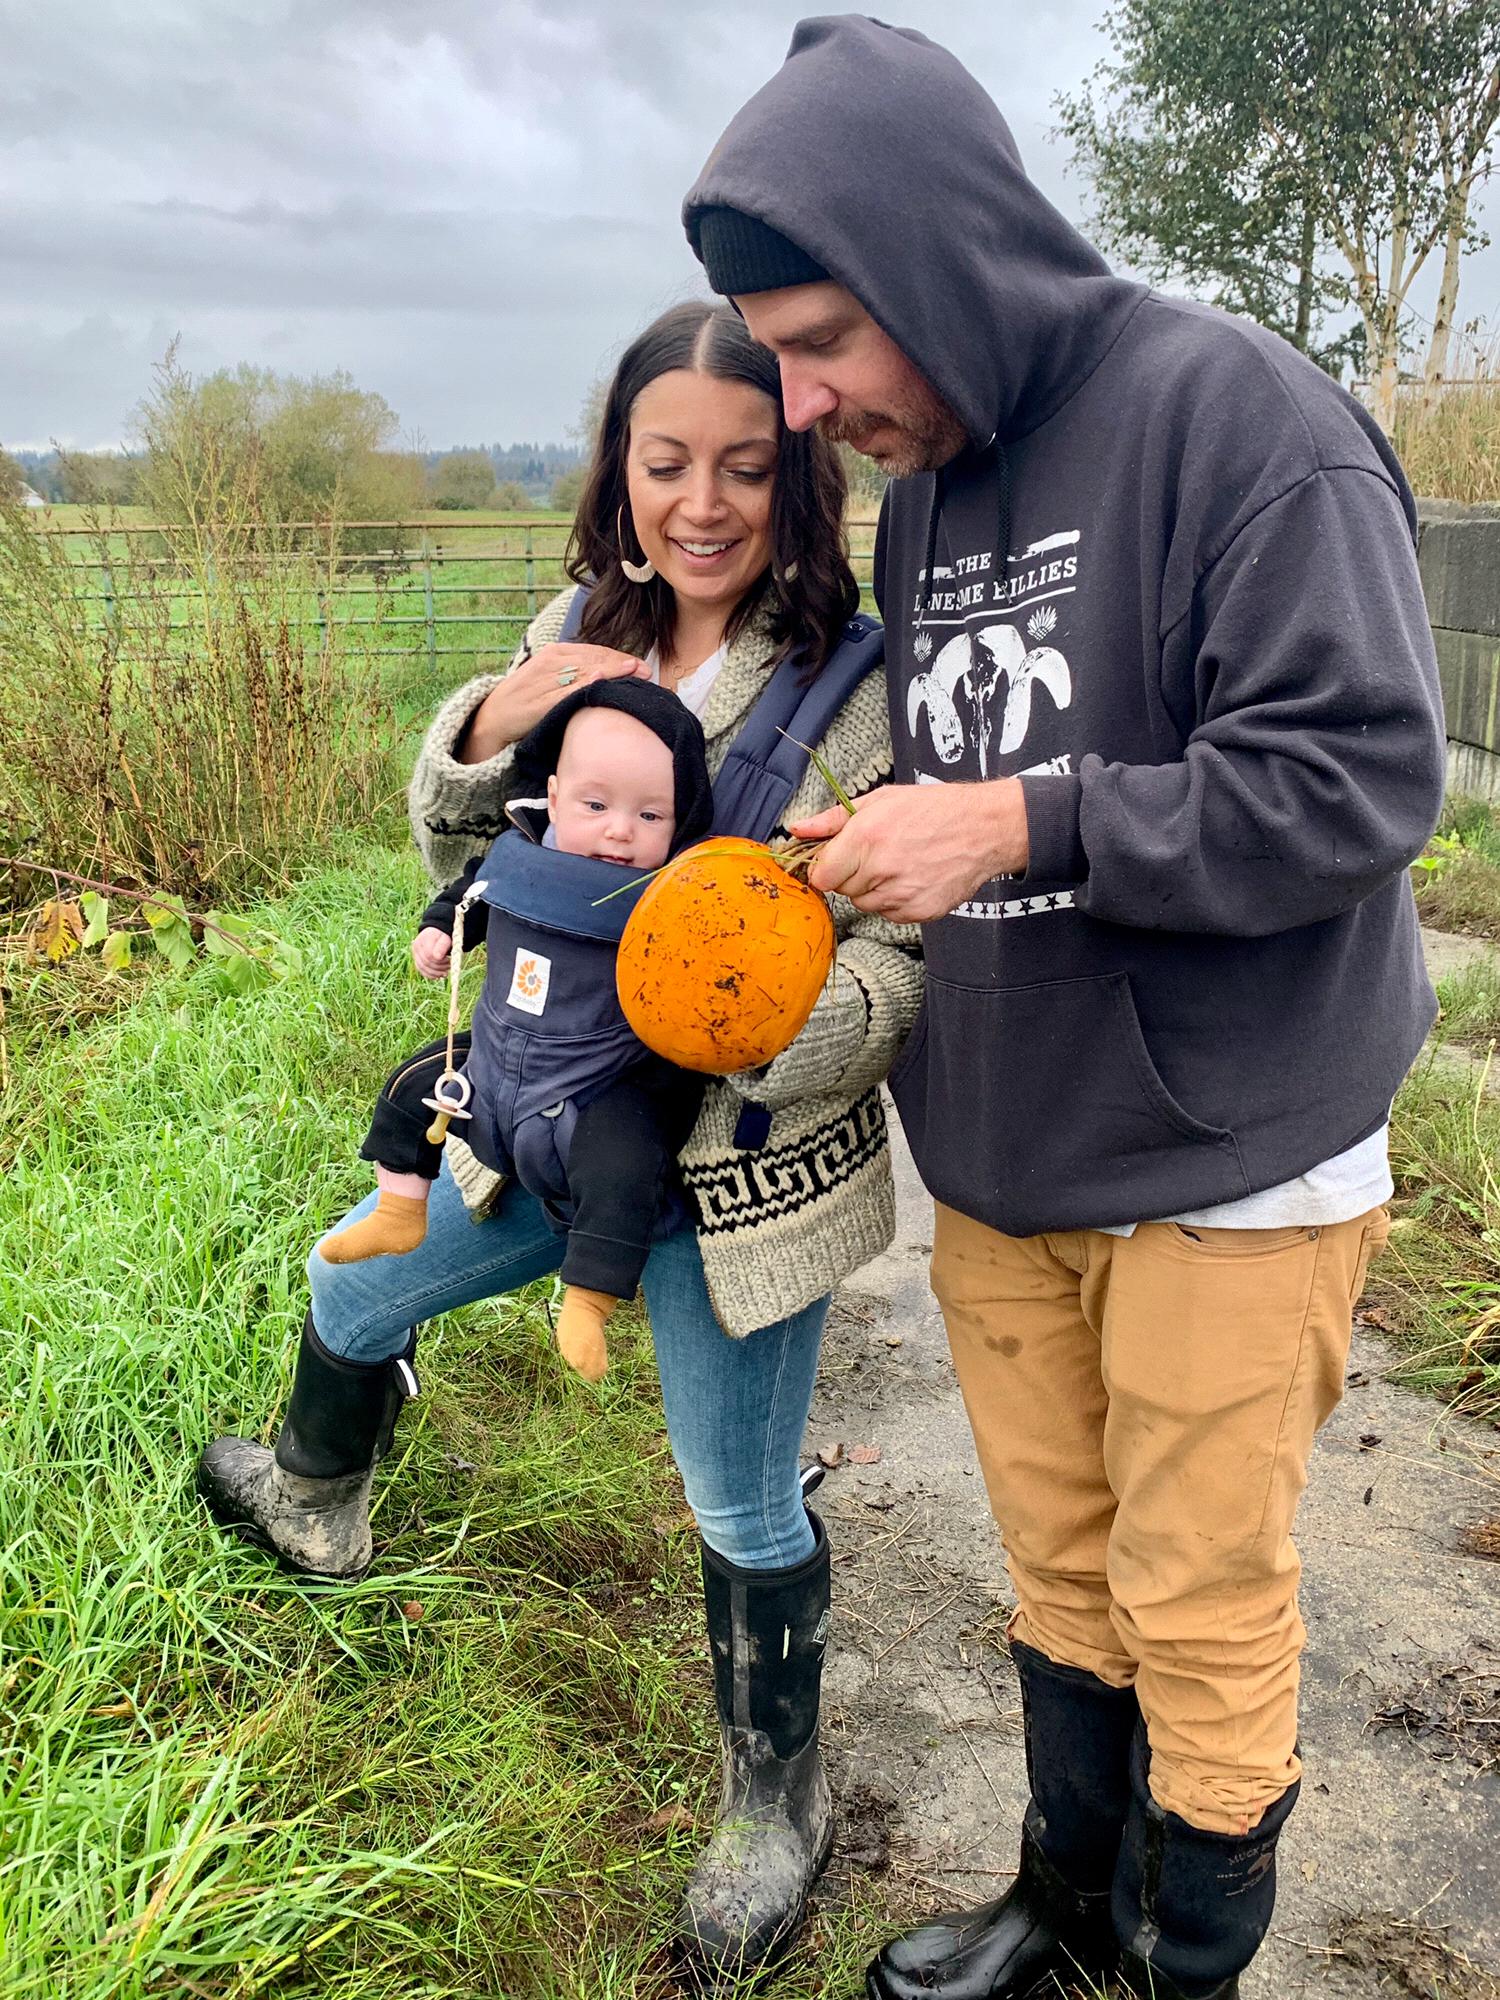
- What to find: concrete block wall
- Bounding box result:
[1416,500,1500,801]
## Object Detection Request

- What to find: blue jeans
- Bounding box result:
[306,1159,827,1568]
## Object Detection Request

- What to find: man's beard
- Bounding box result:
[818,388,966,477]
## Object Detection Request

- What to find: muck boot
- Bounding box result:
[867,1642,1139,2000]
[677,1515,833,1986]
[1113,1727,1298,1999]
[196,1314,419,1579]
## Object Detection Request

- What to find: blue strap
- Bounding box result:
[556,585,588,644]
[711,614,883,841]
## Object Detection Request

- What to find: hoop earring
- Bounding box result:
[616,504,656,585]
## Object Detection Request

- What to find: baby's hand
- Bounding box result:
[412,926,452,980]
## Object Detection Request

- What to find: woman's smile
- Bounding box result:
[670,534,742,569]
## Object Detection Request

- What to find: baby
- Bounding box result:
[318,679,713,1380]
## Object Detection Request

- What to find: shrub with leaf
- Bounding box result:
[0,360,408,913]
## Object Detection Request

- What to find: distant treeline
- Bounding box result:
[12,437,586,511]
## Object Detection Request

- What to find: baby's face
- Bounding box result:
[547,708,677,869]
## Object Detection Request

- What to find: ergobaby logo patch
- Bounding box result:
[507,947,551,1016]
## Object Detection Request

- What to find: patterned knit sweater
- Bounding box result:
[407,587,925,1337]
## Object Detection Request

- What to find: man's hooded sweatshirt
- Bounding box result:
[684,15,1446,1237]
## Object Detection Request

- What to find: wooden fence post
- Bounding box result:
[524,523,537,623]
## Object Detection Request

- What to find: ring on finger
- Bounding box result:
[557,667,578,687]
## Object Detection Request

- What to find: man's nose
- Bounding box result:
[780,365,837,433]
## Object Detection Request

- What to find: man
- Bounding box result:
[683,18,1445,2000]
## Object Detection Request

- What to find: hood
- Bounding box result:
[503,676,714,856]
[683,15,1146,445]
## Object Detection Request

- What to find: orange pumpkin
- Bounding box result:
[617,837,835,1074]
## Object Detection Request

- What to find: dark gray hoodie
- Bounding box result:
[684,16,1446,1236]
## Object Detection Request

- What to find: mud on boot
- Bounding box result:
[197,1314,418,1579]
[677,1518,833,1986]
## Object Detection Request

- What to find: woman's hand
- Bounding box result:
[412,926,452,980]
[457,643,652,765]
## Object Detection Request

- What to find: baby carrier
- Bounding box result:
[459,592,883,1228]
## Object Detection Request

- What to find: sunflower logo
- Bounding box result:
[913,629,933,663]
[515,957,543,998]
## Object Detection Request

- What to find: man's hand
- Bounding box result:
[791,780,1030,922]
[412,926,452,980]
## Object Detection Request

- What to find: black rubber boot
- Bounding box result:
[866,1642,1139,1999]
[676,1515,833,1985]
[1113,1726,1297,1998]
[196,1314,419,1578]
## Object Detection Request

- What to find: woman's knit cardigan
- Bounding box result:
[406,587,925,1338]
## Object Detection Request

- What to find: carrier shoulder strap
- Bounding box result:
[556,586,588,643]
[710,613,883,840]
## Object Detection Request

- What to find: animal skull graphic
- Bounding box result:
[907,621,1071,774]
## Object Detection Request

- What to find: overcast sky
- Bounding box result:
[3,0,1494,453]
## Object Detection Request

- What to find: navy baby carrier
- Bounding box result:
[460,590,883,1225]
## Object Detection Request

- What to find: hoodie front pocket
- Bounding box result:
[889,971,1249,1236]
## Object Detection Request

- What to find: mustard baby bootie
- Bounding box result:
[555,1287,617,1382]
[319,1192,429,1264]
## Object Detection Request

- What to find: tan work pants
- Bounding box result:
[932,1205,1390,1836]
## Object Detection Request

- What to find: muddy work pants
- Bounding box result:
[932,1205,1390,1836]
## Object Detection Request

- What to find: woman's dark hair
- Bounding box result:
[565,301,860,672]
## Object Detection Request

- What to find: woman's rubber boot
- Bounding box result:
[1113,1726,1297,1998]
[866,1642,1138,1999]
[196,1314,419,1579]
[677,1516,833,1986]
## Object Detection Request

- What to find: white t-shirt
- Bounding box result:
[647,643,727,719]
[1099,1122,1393,1237]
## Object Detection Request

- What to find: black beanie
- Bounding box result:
[694,204,829,297]
[505,678,714,856]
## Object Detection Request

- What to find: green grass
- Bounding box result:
[0,847,728,1997]
[1378,1053,1500,1421]
[1434,950,1500,1048]
[1,840,962,1996]
[1413,795,1500,941]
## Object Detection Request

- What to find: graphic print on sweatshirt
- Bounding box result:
[907,529,1080,921]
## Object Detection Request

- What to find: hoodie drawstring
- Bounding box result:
[918,464,945,618]
[995,443,1012,600]
[915,445,1011,619]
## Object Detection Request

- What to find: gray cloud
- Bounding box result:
[1,0,1491,450]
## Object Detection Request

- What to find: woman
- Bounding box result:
[197,301,923,1979]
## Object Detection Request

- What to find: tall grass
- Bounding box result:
[0,492,403,912]
[0,848,726,1996]
[1412,795,1500,941]
[1394,341,1500,504]
[1383,1054,1500,1421]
